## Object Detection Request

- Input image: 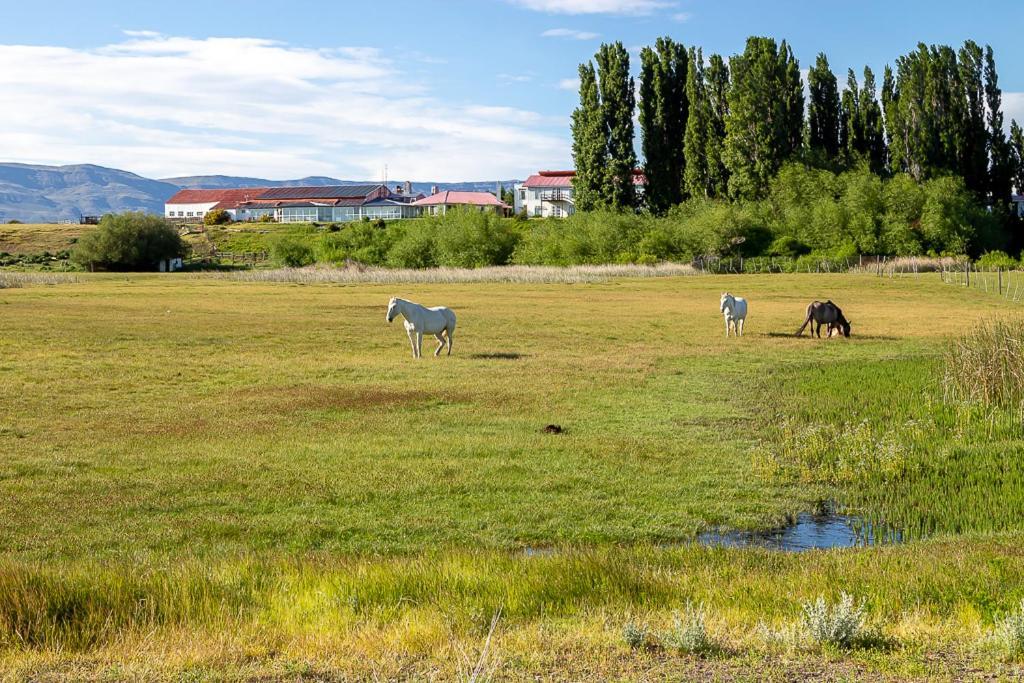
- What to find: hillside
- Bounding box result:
[0,164,179,222]
[0,163,523,222]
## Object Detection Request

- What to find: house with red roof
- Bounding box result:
[165,184,423,223]
[412,190,511,216]
[513,170,647,218]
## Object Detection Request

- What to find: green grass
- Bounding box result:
[2,271,1024,678]
[0,223,88,255]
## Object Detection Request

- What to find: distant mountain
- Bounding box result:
[0,163,523,221]
[0,163,179,222]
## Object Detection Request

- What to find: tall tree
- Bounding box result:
[860,67,888,174]
[1011,120,1024,196]
[840,69,862,162]
[683,47,711,198]
[639,37,688,214]
[985,45,1012,206]
[705,54,731,198]
[958,40,988,196]
[570,62,606,212]
[724,37,801,199]
[596,42,638,210]
[807,53,841,162]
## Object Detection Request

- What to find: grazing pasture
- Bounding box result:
[1,271,1023,679]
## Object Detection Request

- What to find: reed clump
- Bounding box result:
[943,319,1024,410]
[216,263,700,285]
[0,272,78,288]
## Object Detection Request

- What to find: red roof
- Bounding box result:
[166,188,270,208]
[521,170,647,188]
[413,191,508,208]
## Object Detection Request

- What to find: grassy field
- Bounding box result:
[0,223,88,256]
[1,271,1023,679]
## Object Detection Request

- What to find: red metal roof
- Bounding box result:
[166,188,270,208]
[413,191,508,207]
[521,170,647,188]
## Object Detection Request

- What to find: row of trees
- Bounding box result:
[573,36,1024,222]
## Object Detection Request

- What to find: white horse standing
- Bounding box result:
[386,297,456,359]
[720,293,748,337]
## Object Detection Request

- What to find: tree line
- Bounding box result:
[572,37,1024,250]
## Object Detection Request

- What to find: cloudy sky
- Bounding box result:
[1,0,1021,181]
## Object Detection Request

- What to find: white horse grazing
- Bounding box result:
[720,292,748,337]
[386,297,456,359]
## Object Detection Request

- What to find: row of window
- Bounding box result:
[168,210,206,218]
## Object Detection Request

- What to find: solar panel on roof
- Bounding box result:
[257,185,383,200]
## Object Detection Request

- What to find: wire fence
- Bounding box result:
[937,262,1024,303]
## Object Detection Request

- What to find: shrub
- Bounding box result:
[977,250,1018,269]
[621,622,650,650]
[801,592,867,648]
[70,212,186,271]
[767,235,811,257]
[662,603,712,654]
[271,235,315,267]
[990,599,1024,657]
[204,209,231,226]
[944,319,1024,408]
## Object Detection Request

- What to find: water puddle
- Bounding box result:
[696,511,903,552]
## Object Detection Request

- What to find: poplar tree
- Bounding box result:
[724,37,800,199]
[596,42,638,210]
[639,37,688,214]
[683,47,711,199]
[705,54,731,197]
[840,70,863,162]
[958,40,988,196]
[807,53,841,162]
[860,67,887,174]
[1011,120,1024,195]
[985,46,1012,205]
[570,62,606,212]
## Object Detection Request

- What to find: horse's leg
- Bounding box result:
[724,316,730,338]
[738,318,744,337]
[434,333,445,357]
[446,327,454,356]
[416,332,423,359]
[406,329,417,358]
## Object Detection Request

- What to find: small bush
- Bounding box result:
[663,603,712,654]
[204,209,232,226]
[990,599,1024,657]
[622,622,650,650]
[801,592,867,648]
[767,236,811,257]
[271,236,315,267]
[977,250,1019,269]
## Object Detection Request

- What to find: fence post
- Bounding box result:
[965,261,970,288]
[998,268,1003,296]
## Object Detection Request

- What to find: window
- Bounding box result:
[186,212,193,217]
[177,211,184,217]
[533,205,542,217]
[519,189,526,201]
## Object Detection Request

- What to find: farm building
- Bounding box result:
[412,191,511,216]
[166,184,424,223]
[513,170,647,218]
[164,188,269,221]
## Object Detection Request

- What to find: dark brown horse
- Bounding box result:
[796,300,851,338]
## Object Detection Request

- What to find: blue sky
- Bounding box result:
[0,0,1020,181]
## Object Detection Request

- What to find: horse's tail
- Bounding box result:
[795,304,813,336]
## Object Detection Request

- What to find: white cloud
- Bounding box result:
[542,28,600,40]
[0,34,569,180]
[510,0,673,15]
[671,12,691,22]
[558,78,581,91]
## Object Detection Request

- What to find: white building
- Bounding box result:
[165,185,423,223]
[513,170,647,218]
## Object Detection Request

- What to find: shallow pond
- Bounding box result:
[697,511,904,552]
